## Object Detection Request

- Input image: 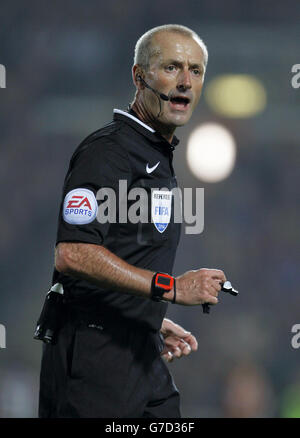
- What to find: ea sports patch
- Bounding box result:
[63,188,98,225]
[151,190,172,233]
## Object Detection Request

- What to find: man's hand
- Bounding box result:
[173,268,226,306]
[160,318,198,363]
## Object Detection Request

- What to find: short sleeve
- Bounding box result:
[56,137,131,246]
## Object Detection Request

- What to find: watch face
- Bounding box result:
[155,273,174,291]
[151,272,175,303]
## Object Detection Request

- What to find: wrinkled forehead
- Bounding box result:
[149,31,205,66]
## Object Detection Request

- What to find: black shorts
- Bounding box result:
[38,307,181,418]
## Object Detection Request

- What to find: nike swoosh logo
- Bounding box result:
[146,161,160,174]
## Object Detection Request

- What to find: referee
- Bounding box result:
[38,24,226,418]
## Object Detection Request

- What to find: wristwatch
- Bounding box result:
[151,272,176,304]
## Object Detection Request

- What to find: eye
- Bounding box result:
[166,65,176,72]
[192,68,201,76]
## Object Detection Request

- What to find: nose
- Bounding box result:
[177,68,192,91]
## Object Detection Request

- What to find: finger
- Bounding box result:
[214,280,222,292]
[205,294,218,305]
[207,285,219,298]
[163,340,183,357]
[164,323,191,339]
[166,351,174,362]
[164,335,197,354]
[209,269,226,283]
[162,351,173,362]
[172,346,183,358]
[164,337,181,351]
[182,334,198,351]
[178,340,192,355]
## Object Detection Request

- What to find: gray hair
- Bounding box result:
[134,24,208,71]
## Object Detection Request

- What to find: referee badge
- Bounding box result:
[63,188,98,225]
[151,190,172,233]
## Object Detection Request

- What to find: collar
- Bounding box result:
[113,108,179,151]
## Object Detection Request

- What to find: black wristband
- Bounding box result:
[172,278,176,304]
[151,272,175,303]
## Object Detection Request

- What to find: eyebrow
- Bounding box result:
[162,59,204,70]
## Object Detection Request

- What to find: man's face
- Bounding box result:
[142,31,206,127]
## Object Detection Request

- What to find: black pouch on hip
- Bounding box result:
[33,283,65,345]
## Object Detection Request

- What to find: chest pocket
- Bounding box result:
[132,178,182,247]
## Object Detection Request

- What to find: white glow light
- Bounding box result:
[186,123,237,183]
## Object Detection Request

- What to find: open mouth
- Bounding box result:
[169,96,190,110]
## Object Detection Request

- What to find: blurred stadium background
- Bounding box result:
[0,0,299,417]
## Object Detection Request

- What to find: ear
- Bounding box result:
[132,65,144,88]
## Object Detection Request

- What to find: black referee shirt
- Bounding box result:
[53,108,182,331]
